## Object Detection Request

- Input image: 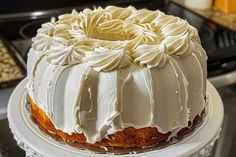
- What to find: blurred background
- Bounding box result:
[0,0,236,156]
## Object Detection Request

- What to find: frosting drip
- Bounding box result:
[31,6,200,71]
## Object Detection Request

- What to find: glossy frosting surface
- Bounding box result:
[27,6,207,143]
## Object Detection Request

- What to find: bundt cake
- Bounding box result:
[27,6,207,153]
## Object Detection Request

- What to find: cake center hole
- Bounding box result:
[87,31,127,41]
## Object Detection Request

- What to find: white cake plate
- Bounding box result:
[8,79,224,157]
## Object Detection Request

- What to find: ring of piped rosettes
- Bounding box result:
[32,6,200,72]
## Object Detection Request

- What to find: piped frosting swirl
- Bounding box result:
[31,6,200,71]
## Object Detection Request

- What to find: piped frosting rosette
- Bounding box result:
[31,6,200,71]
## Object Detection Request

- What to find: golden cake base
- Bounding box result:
[29,98,206,154]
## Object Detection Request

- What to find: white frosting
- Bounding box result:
[27,6,207,144]
[31,5,199,70]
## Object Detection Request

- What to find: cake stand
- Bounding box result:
[8,79,224,157]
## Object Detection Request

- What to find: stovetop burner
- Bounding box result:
[19,19,49,39]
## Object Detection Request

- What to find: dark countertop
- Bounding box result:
[213,84,236,157]
[171,0,236,32]
[0,120,25,157]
